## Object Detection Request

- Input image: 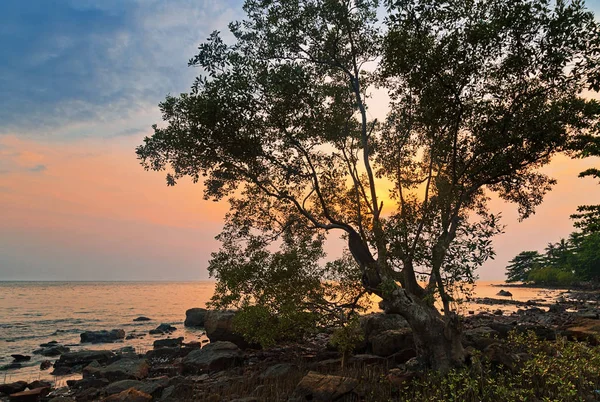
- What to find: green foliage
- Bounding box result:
[505,251,543,282]
[329,315,364,367]
[527,266,575,287]
[399,332,600,401]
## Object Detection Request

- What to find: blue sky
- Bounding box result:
[1,0,600,281]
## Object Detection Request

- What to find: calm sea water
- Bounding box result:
[0,280,564,382]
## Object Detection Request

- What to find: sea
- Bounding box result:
[0,280,566,383]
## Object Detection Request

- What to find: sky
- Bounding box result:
[0,0,599,281]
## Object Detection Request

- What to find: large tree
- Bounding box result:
[137,0,600,369]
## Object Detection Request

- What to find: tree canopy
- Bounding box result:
[138,0,600,369]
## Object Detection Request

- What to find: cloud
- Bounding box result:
[29,164,47,172]
[0,0,242,138]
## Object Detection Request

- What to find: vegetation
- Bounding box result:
[138,0,600,369]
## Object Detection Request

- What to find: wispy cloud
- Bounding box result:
[0,0,242,139]
[29,164,47,173]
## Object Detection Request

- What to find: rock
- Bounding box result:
[258,363,299,380]
[497,290,513,297]
[39,341,58,347]
[83,358,149,381]
[104,378,168,397]
[153,337,184,349]
[493,309,503,316]
[102,388,152,402]
[468,311,475,315]
[0,382,27,395]
[27,381,51,390]
[463,326,500,350]
[145,347,182,363]
[182,341,243,374]
[360,313,409,341]
[8,387,50,401]
[370,329,414,357]
[133,317,151,322]
[11,355,30,363]
[149,323,176,335]
[184,308,208,327]
[387,349,417,365]
[292,371,358,401]
[483,343,519,372]
[68,378,109,390]
[40,361,52,370]
[577,310,599,320]
[54,350,115,370]
[386,368,417,387]
[204,311,249,347]
[80,329,125,343]
[33,345,70,357]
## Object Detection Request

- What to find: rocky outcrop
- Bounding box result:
[204,311,248,347]
[292,371,358,401]
[184,308,208,327]
[80,329,125,343]
[182,341,243,374]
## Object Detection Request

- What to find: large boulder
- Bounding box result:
[184,308,208,327]
[204,310,248,347]
[292,371,358,401]
[54,350,115,370]
[370,329,414,357]
[182,341,243,374]
[80,329,125,343]
[83,358,149,382]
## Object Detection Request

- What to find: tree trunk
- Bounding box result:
[379,289,465,371]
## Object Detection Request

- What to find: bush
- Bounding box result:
[527,266,575,286]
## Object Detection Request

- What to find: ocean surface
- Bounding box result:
[0,280,565,383]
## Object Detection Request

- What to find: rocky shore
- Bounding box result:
[2,291,600,401]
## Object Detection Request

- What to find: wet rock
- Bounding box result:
[153,337,184,349]
[27,381,51,390]
[40,361,52,371]
[11,355,30,363]
[149,323,176,335]
[184,308,208,327]
[493,309,503,316]
[53,350,115,370]
[0,381,27,395]
[80,329,125,343]
[133,317,151,322]
[33,345,70,357]
[497,290,513,297]
[39,341,58,347]
[370,329,414,357]
[102,388,152,402]
[204,311,248,347]
[292,371,358,401]
[83,358,149,381]
[182,341,243,374]
[8,386,51,401]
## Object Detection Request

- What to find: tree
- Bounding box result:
[570,133,600,234]
[505,251,543,282]
[137,0,600,370]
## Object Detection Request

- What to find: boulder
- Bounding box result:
[184,308,208,327]
[104,378,168,397]
[40,360,52,370]
[33,345,70,357]
[27,380,51,390]
[204,311,248,347]
[370,328,414,357]
[149,323,176,335]
[11,355,30,363]
[54,350,115,369]
[497,290,513,297]
[292,371,358,401]
[133,317,151,322]
[0,382,27,396]
[83,358,149,381]
[182,341,243,374]
[360,313,409,341]
[259,363,299,380]
[8,386,50,401]
[80,329,125,343]
[101,388,152,402]
[153,337,184,349]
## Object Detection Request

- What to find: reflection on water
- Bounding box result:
[0,280,565,382]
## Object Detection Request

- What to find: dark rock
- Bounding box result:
[27,381,51,390]
[204,311,248,347]
[258,363,299,380]
[80,329,125,343]
[0,382,27,395]
[39,341,58,347]
[386,368,417,387]
[493,309,503,316]
[149,323,176,335]
[483,343,519,372]
[153,337,184,349]
[11,355,30,363]
[67,378,109,390]
[184,308,208,327]
[182,341,243,374]
[54,349,115,369]
[83,358,149,381]
[463,326,500,350]
[33,345,70,357]
[497,290,513,297]
[104,378,168,397]
[40,360,52,370]
[360,313,409,341]
[102,388,152,402]
[370,329,414,357]
[145,347,182,363]
[292,371,358,401]
[133,317,151,322]
[387,349,417,365]
[8,386,50,402]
